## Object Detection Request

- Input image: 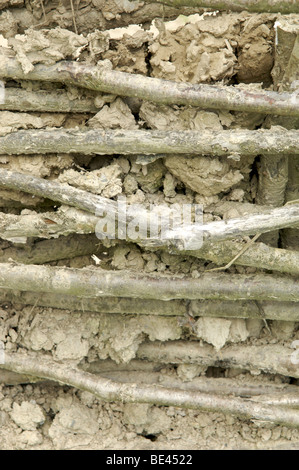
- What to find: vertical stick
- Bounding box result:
[280,34,299,249]
[256,19,298,246]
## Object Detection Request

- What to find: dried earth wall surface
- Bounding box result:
[0,0,298,450]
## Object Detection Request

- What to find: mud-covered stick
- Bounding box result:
[0,0,23,10]
[132,0,299,13]
[2,54,299,116]
[0,167,118,218]
[0,233,100,264]
[137,341,299,378]
[0,262,299,301]
[2,351,299,428]
[0,289,187,316]
[255,20,299,247]
[2,287,299,321]
[188,239,299,277]
[0,87,100,113]
[0,128,299,156]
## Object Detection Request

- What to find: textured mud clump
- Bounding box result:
[149,15,238,83]
[164,155,244,196]
[148,12,275,85]
[8,27,88,74]
[236,14,275,85]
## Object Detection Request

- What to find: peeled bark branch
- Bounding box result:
[137,341,299,378]
[0,87,99,113]
[0,168,117,221]
[132,0,299,14]
[0,262,298,301]
[1,351,299,428]
[1,170,299,251]
[256,154,288,211]
[2,54,299,116]
[155,204,299,250]
[2,205,299,277]
[0,128,298,156]
[0,169,299,250]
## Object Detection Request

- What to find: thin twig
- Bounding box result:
[69,0,78,34]
[205,233,262,272]
[254,301,272,335]
[40,0,46,23]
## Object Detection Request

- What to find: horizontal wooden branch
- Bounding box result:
[133,0,299,14]
[0,289,187,316]
[0,207,99,241]
[0,168,118,221]
[149,204,299,250]
[192,240,299,276]
[0,233,100,264]
[3,363,299,407]
[0,262,298,301]
[1,351,299,428]
[190,299,299,321]
[1,169,299,251]
[1,196,299,278]
[2,53,299,116]
[0,87,99,113]
[1,168,299,274]
[2,204,299,277]
[1,288,299,321]
[1,169,299,275]
[0,128,299,156]
[87,370,299,407]
[137,341,299,378]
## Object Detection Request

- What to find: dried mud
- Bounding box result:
[0,1,298,450]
